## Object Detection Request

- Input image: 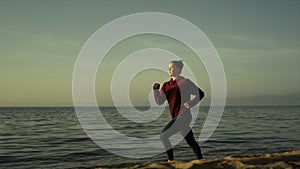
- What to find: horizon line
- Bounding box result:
[0,104,300,108]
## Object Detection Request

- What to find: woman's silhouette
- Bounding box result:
[153,60,204,162]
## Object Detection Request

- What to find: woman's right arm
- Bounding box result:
[153,83,166,105]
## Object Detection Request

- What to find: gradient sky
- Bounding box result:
[1,0,300,106]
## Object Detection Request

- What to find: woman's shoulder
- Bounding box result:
[179,76,191,82]
[161,80,169,87]
[181,77,197,86]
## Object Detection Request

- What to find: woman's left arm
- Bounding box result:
[185,80,205,108]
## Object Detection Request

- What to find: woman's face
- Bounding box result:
[168,62,181,77]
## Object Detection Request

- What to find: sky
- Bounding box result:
[0,0,300,106]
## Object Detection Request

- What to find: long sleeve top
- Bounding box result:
[153,76,204,118]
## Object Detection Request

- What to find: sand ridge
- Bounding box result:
[96,150,300,169]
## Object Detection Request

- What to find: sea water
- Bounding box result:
[0,106,299,168]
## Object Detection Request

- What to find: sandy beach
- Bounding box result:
[96,150,300,169]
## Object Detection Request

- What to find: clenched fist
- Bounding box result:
[153,83,160,90]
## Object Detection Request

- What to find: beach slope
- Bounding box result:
[96,150,300,169]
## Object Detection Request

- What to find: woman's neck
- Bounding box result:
[171,75,180,81]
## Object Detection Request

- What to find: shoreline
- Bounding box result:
[95,150,300,169]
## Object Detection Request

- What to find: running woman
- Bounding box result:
[153,60,204,162]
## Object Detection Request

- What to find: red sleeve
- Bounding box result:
[153,83,167,105]
[186,79,205,107]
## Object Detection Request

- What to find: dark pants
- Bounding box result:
[160,113,203,160]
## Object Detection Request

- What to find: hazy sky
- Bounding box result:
[1,0,300,106]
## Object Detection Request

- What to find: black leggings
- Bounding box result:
[160,113,203,160]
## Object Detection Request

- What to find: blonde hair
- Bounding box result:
[170,60,184,73]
